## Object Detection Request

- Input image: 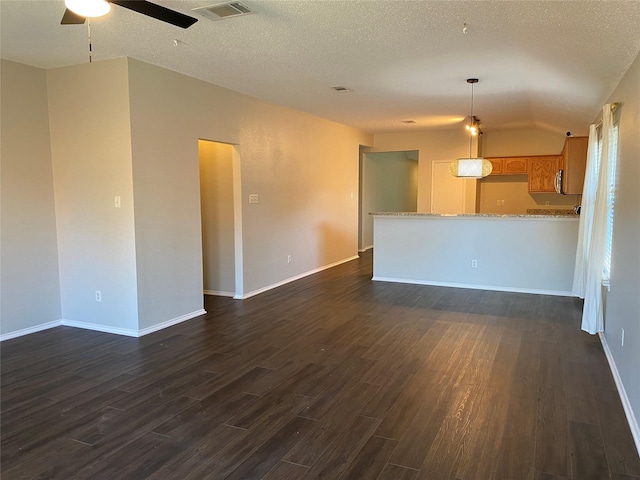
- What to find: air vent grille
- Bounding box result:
[193,2,253,20]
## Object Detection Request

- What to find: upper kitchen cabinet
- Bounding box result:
[560,136,588,195]
[487,156,528,175]
[528,156,563,192]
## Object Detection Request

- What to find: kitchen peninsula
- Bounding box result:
[372,212,579,296]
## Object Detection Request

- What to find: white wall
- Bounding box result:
[199,140,235,296]
[47,59,139,334]
[0,60,61,337]
[373,215,579,295]
[601,51,640,447]
[360,151,418,250]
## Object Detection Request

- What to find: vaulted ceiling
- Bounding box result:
[2,0,640,135]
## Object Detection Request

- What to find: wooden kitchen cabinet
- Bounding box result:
[560,136,588,194]
[486,156,528,175]
[504,157,528,174]
[528,155,562,192]
[488,158,503,174]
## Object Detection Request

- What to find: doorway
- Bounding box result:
[198,139,237,297]
[359,150,418,251]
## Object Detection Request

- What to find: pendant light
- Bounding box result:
[449,78,493,178]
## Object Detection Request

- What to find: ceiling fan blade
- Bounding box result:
[61,8,86,25]
[108,1,198,29]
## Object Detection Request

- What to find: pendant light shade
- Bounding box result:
[449,78,492,178]
[65,0,111,18]
[449,158,493,177]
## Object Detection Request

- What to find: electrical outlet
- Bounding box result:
[114,196,121,208]
[95,290,102,302]
[471,260,478,268]
[248,194,259,204]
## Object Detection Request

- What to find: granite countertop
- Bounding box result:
[526,208,578,216]
[371,212,579,219]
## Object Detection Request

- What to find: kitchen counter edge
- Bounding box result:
[371,212,579,219]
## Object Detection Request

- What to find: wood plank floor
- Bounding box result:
[2,250,639,480]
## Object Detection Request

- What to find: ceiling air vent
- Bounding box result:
[330,86,353,93]
[193,2,253,21]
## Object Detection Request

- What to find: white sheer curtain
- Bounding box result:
[578,104,616,334]
[572,124,599,298]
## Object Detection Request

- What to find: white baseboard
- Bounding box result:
[0,320,61,342]
[137,309,207,337]
[599,332,640,456]
[238,255,360,300]
[2,309,208,340]
[204,290,235,298]
[371,276,573,297]
[61,319,138,337]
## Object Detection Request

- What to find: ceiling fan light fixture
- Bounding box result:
[465,116,480,136]
[65,0,111,18]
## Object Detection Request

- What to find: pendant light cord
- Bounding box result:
[466,78,478,158]
[469,80,474,157]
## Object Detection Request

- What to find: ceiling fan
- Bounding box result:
[61,0,198,29]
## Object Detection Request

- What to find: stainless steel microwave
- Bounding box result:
[554,169,564,194]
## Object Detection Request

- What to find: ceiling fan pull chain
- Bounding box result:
[88,19,92,63]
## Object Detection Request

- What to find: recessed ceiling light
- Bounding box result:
[330,86,353,93]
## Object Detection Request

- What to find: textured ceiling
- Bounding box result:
[2,0,640,135]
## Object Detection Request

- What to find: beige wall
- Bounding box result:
[369,129,475,212]
[1,56,371,337]
[478,127,577,214]
[478,176,578,214]
[47,58,139,333]
[482,127,565,156]
[126,58,372,304]
[601,51,640,437]
[199,140,235,296]
[0,60,61,336]
[371,127,576,215]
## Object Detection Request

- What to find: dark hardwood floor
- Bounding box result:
[2,250,639,479]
